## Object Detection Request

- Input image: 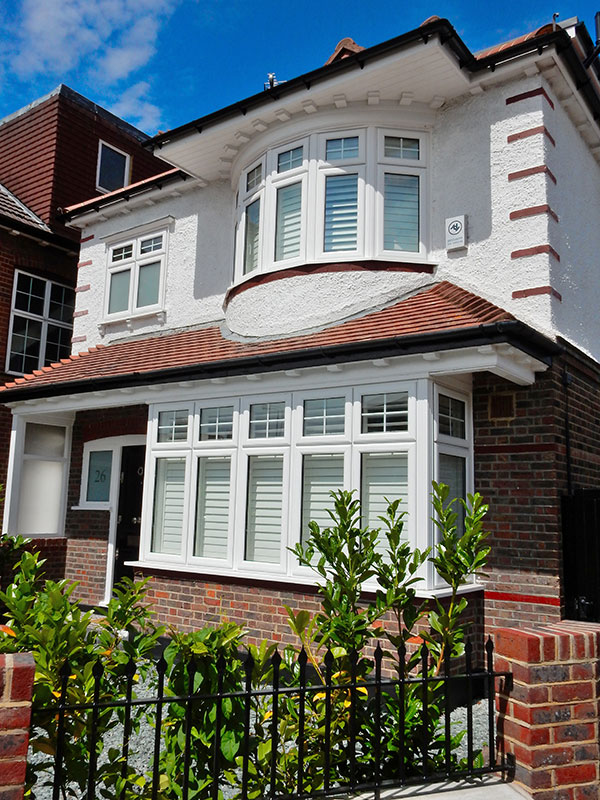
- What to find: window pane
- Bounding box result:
[245,455,283,563]
[275,182,302,261]
[112,244,133,262]
[384,136,420,159]
[439,454,466,535]
[17,460,64,535]
[301,454,344,542]
[98,143,128,191]
[384,173,419,252]
[326,136,359,160]
[15,273,45,316]
[249,402,285,438]
[24,423,65,458]
[362,452,408,551]
[108,270,131,314]
[49,284,75,323]
[439,394,466,438]
[86,450,112,502]
[200,406,234,440]
[9,315,41,374]
[361,392,408,433]
[277,146,303,172]
[140,235,163,254]
[151,458,186,555]
[303,397,345,435]
[243,199,260,274]
[44,324,72,366]
[157,409,188,442]
[324,174,358,252]
[195,456,231,559]
[246,164,262,191]
[136,261,160,308]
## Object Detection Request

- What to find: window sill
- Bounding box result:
[71,504,112,512]
[98,309,166,336]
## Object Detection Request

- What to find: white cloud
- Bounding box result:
[108,80,162,132]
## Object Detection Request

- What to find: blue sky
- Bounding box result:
[0,1,599,135]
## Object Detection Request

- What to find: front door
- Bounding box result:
[114,445,146,585]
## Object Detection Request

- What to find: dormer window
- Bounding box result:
[97,141,130,193]
[235,126,427,279]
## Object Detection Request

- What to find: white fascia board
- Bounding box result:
[3,342,548,417]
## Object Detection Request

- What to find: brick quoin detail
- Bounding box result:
[512,286,563,302]
[505,87,555,109]
[80,234,94,243]
[511,245,560,262]
[0,653,35,800]
[508,165,557,184]
[75,284,91,293]
[71,335,87,344]
[72,309,88,318]
[77,260,92,268]
[507,126,556,146]
[495,623,600,798]
[510,205,559,223]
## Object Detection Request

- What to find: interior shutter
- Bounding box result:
[194,456,231,559]
[151,458,186,555]
[324,174,358,251]
[384,173,419,252]
[301,453,344,542]
[275,182,302,260]
[361,452,408,551]
[245,455,284,563]
[439,454,466,535]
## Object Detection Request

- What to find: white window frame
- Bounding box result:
[6,270,74,377]
[375,164,427,259]
[96,140,131,194]
[104,229,167,322]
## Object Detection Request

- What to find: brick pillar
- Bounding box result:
[495,622,600,799]
[0,654,35,800]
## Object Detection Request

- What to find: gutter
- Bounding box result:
[0,214,79,254]
[0,320,561,404]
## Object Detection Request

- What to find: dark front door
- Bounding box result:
[114,445,146,585]
[562,490,600,621]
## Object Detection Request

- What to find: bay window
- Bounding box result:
[234,126,427,278]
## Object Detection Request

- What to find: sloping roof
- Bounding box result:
[476,23,554,59]
[324,37,365,65]
[0,183,50,232]
[0,282,529,401]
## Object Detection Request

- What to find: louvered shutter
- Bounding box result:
[243,199,260,274]
[275,182,302,261]
[324,174,358,251]
[151,458,186,555]
[361,453,408,551]
[301,454,344,542]
[194,456,231,559]
[383,173,419,252]
[245,455,283,563]
[439,454,466,535]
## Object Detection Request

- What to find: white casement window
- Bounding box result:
[6,271,75,376]
[105,230,167,320]
[234,127,427,278]
[96,140,131,193]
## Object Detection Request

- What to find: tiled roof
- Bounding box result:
[0,183,50,232]
[0,282,514,398]
[476,24,553,59]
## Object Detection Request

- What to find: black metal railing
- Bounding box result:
[29,637,511,800]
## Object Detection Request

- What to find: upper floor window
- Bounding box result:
[105,230,167,320]
[97,141,131,193]
[234,126,427,279]
[7,271,74,375]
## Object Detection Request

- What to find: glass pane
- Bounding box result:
[200,406,234,440]
[384,173,419,252]
[277,146,303,172]
[361,392,408,433]
[324,174,358,252]
[195,456,231,559]
[48,283,75,322]
[98,143,128,191]
[245,455,283,563]
[17,460,64,535]
[157,409,188,442]
[151,458,186,555]
[112,244,133,262]
[439,454,466,535]
[24,423,66,457]
[246,164,262,191]
[384,136,420,159]
[140,235,163,254]
[326,136,359,160]
[301,454,344,542]
[136,261,160,308]
[108,270,131,314]
[86,450,112,502]
[303,397,345,436]
[439,394,466,438]
[44,324,72,366]
[362,452,408,552]
[275,182,301,261]
[9,315,42,374]
[249,402,285,438]
[15,273,45,316]
[243,199,260,274]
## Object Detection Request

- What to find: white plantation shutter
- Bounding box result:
[275,182,302,261]
[151,458,186,555]
[301,454,344,542]
[243,199,260,274]
[383,173,419,252]
[324,174,358,251]
[194,456,231,559]
[439,454,466,535]
[245,455,284,563]
[361,453,408,552]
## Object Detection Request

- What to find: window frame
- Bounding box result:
[6,270,75,377]
[96,140,131,194]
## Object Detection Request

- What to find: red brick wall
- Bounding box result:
[0,652,34,799]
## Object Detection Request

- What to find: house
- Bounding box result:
[1,15,599,643]
[0,85,166,575]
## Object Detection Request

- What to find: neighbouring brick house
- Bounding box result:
[1,15,600,649]
[0,85,166,576]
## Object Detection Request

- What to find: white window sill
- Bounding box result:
[98,309,166,336]
[71,504,112,512]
